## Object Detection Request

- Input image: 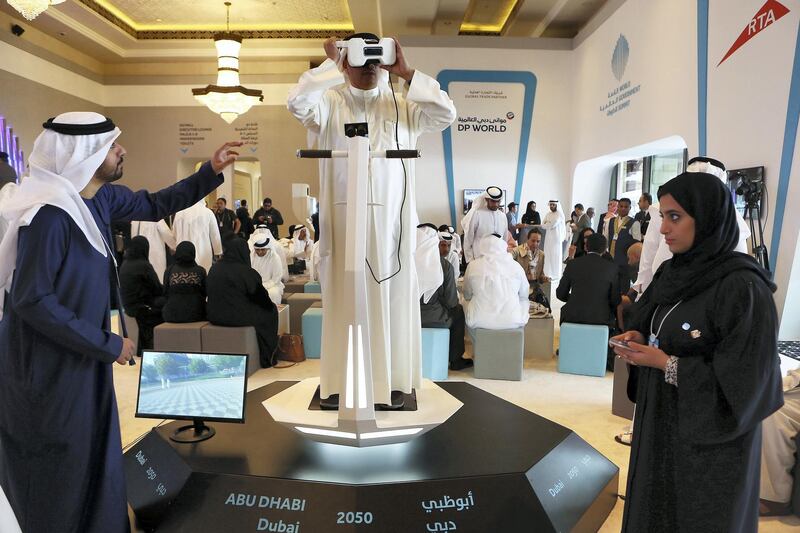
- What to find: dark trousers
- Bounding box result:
[448,305,466,364]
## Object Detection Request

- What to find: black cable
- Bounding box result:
[364,75,407,284]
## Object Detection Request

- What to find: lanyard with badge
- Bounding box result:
[648,300,682,348]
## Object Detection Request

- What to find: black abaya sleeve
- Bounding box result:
[677,270,783,445]
[245,269,275,311]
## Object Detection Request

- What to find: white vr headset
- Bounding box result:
[336,37,396,67]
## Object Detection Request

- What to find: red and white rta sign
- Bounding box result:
[718,0,791,67]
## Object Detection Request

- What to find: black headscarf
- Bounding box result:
[524,201,536,218]
[174,241,197,267]
[125,235,149,261]
[222,237,251,267]
[650,172,775,304]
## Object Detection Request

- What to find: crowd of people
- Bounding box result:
[114,195,317,368]
[0,32,794,533]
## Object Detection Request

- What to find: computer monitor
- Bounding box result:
[136,351,249,443]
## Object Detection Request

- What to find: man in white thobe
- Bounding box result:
[287,34,456,405]
[131,219,177,282]
[463,234,529,330]
[290,225,312,261]
[439,231,460,279]
[438,224,462,265]
[250,223,289,281]
[461,186,506,263]
[538,200,566,281]
[308,240,321,282]
[251,235,285,305]
[173,200,222,273]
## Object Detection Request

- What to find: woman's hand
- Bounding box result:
[612,331,670,371]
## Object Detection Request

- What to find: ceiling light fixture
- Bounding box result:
[7,0,65,21]
[192,2,263,124]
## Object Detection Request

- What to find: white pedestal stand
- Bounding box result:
[264,134,462,447]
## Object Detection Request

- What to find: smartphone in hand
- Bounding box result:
[609,338,631,350]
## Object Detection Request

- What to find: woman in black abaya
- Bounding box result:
[612,172,783,532]
[206,237,278,367]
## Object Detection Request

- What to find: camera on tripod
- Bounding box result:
[730,167,764,208]
[726,165,770,273]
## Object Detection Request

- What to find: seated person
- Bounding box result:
[438,230,460,279]
[287,224,312,273]
[162,241,207,323]
[556,233,620,327]
[250,224,289,281]
[251,235,285,305]
[511,228,551,308]
[438,224,464,275]
[759,366,800,516]
[463,234,529,330]
[206,237,279,367]
[119,236,164,353]
[417,225,470,370]
[290,224,312,261]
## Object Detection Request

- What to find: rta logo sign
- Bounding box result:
[718,0,790,66]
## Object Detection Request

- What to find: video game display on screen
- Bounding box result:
[136,351,248,422]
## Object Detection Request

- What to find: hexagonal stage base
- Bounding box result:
[125,381,618,532]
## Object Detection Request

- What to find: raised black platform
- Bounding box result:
[125,381,618,532]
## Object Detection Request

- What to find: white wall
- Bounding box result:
[570,0,698,164]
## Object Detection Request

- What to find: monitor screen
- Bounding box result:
[136,351,249,423]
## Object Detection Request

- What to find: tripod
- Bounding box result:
[743,185,770,274]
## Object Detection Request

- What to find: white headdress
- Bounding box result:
[0,112,120,319]
[415,225,443,304]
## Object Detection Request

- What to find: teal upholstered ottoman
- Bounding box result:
[302,307,323,359]
[421,328,450,380]
[558,322,608,377]
[304,281,321,293]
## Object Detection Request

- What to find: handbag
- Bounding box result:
[271,334,306,367]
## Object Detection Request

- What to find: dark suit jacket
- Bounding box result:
[420,257,458,327]
[556,253,620,326]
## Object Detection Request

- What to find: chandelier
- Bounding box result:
[7,0,65,21]
[192,2,263,124]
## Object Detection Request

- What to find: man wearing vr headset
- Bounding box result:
[287,33,456,407]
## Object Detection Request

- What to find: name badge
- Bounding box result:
[648,334,659,348]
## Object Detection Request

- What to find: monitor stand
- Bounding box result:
[170,419,216,443]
